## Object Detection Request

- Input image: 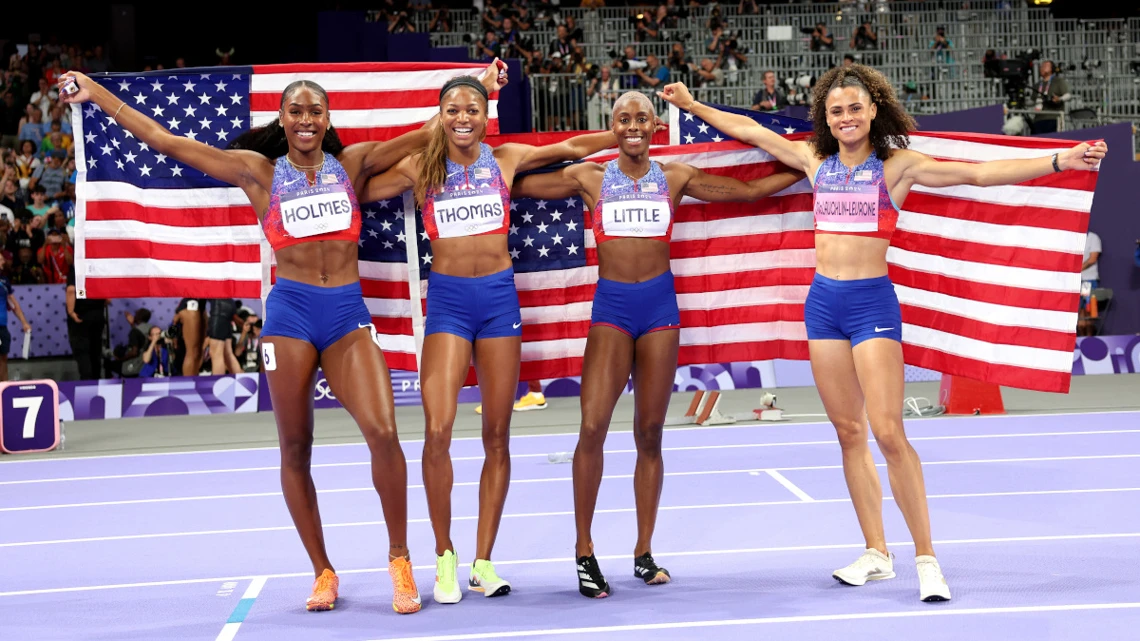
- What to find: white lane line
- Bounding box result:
[3,408,1134,467]
[5,428,1139,486]
[3,486,1139,548]
[765,470,815,502]
[366,602,1140,641]
[214,577,268,641]
[3,531,1138,598]
[5,451,1139,512]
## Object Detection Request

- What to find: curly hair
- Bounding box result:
[808,64,916,161]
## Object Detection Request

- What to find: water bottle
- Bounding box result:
[547,452,574,464]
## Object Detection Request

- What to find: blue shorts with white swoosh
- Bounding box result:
[590,270,681,339]
[425,266,522,342]
[262,278,377,353]
[803,273,903,346]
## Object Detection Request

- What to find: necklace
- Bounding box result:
[285,154,325,172]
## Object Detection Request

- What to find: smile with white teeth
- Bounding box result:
[839,125,857,132]
[453,127,473,134]
[296,131,315,139]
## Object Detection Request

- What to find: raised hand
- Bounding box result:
[56,71,94,104]
[656,82,695,111]
[480,58,510,93]
[1060,140,1107,171]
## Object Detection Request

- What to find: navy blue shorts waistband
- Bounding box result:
[428,266,515,285]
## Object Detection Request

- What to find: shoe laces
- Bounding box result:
[313,570,336,594]
[477,560,503,583]
[391,558,416,594]
[851,550,887,571]
[916,558,943,583]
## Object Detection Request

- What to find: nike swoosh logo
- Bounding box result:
[447,170,462,179]
[283,177,301,186]
[512,322,522,329]
[825,171,844,176]
[875,326,895,332]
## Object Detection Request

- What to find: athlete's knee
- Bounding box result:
[833,417,869,451]
[279,431,314,469]
[360,419,400,454]
[423,419,454,457]
[577,417,610,452]
[871,421,909,462]
[633,422,664,457]
[481,421,510,456]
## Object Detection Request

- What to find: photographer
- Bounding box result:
[139,325,173,378]
[635,55,671,90]
[549,24,572,60]
[429,7,453,33]
[631,11,660,43]
[668,42,696,83]
[695,57,724,88]
[1031,60,1070,134]
[475,31,503,63]
[929,26,954,62]
[387,11,417,34]
[810,22,834,52]
[609,45,647,89]
[851,20,878,51]
[482,5,503,33]
[750,71,788,112]
[233,313,262,373]
[564,16,584,44]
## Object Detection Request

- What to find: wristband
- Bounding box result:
[1051,152,1061,173]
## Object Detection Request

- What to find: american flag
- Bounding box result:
[666,104,1099,393]
[670,102,813,144]
[71,62,499,303]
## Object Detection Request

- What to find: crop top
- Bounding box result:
[421,143,511,241]
[591,160,674,244]
[262,152,361,252]
[812,152,900,240]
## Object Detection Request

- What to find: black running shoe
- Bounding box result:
[634,552,672,585]
[576,554,611,598]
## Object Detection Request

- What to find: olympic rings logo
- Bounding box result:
[466,224,479,233]
[314,377,337,401]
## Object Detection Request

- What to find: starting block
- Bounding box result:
[665,390,787,426]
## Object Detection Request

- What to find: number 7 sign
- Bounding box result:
[0,380,61,454]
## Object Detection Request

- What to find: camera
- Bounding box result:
[164,324,181,341]
[585,65,600,81]
[630,13,647,26]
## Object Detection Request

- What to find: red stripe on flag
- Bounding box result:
[899,192,1088,233]
[912,131,1091,149]
[336,121,499,145]
[85,201,259,228]
[254,62,487,74]
[675,267,816,293]
[382,350,419,373]
[680,340,809,364]
[890,230,1082,273]
[670,231,816,259]
[84,277,262,300]
[903,344,1070,393]
[360,278,410,300]
[251,89,501,112]
[518,283,596,307]
[900,305,1076,353]
[673,193,814,222]
[85,239,261,263]
[889,266,1079,312]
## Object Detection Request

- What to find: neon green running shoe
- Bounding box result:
[433,550,462,604]
[469,558,512,597]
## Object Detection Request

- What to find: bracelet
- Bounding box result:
[112,102,126,124]
[1051,152,1061,173]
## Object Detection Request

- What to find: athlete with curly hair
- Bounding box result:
[659,64,1106,602]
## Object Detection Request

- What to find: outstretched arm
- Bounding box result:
[499,131,617,175]
[658,82,815,174]
[511,166,584,200]
[358,156,418,203]
[898,140,1106,189]
[58,72,268,189]
[675,163,805,202]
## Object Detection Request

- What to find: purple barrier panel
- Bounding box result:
[8,284,68,358]
[1072,334,1140,375]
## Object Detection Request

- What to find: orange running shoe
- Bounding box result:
[305,569,339,611]
[389,556,423,614]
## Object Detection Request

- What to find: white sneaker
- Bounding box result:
[916,555,952,602]
[833,548,896,586]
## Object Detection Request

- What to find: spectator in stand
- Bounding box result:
[739,0,760,14]
[429,7,453,32]
[45,105,72,135]
[1,177,21,212]
[635,55,671,91]
[29,78,57,121]
[40,129,71,158]
[37,228,71,284]
[810,22,835,52]
[0,200,12,226]
[587,65,622,129]
[482,4,503,33]
[1,93,22,149]
[633,10,660,43]
[1077,230,1101,336]
[7,214,45,257]
[476,30,502,63]
[15,142,40,186]
[550,24,573,60]
[751,70,789,111]
[18,106,43,148]
[564,16,584,43]
[43,58,65,86]
[851,20,879,50]
[514,4,534,32]
[0,256,32,381]
[26,185,50,219]
[929,25,955,77]
[843,53,856,67]
[66,264,106,379]
[1032,60,1070,135]
[10,246,45,284]
[31,152,68,201]
[87,46,112,73]
[695,57,724,88]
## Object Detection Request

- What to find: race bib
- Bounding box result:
[279,185,353,238]
[432,188,505,238]
[600,194,671,237]
[814,183,879,233]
